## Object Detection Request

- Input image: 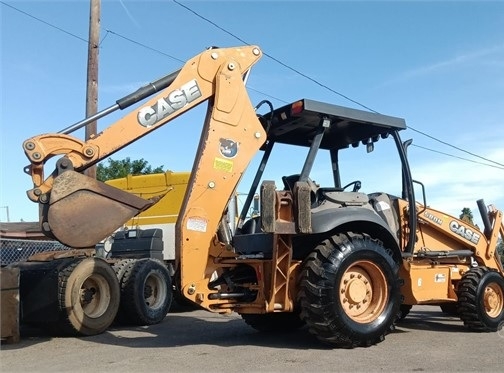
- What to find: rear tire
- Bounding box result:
[298,232,401,347]
[118,258,172,325]
[112,259,136,323]
[397,304,412,321]
[241,312,305,332]
[58,258,120,336]
[112,258,136,280]
[457,267,504,331]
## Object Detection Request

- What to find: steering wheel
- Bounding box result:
[342,180,362,192]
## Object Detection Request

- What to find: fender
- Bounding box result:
[311,207,402,261]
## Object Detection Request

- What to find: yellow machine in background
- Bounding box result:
[105,170,190,263]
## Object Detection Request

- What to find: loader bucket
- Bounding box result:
[41,170,154,248]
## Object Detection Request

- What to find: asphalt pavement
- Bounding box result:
[1,305,503,373]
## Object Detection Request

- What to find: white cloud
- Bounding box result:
[410,150,504,223]
[383,42,504,86]
[118,0,141,29]
[101,81,148,95]
[405,43,504,77]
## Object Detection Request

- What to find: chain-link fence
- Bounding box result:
[0,239,72,266]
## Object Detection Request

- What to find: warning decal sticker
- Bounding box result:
[187,216,208,232]
[214,157,233,173]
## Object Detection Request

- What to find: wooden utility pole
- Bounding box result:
[85,0,100,179]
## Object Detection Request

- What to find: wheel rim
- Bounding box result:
[79,274,111,318]
[144,272,167,310]
[339,260,388,323]
[483,282,504,318]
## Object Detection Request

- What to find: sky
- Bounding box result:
[1,0,504,228]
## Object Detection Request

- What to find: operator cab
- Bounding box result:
[234,98,416,257]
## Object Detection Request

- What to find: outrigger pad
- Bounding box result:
[43,171,153,248]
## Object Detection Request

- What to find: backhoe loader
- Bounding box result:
[17,45,504,347]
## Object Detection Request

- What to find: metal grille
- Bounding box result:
[0,239,72,266]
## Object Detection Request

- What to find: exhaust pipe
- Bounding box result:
[477,199,492,240]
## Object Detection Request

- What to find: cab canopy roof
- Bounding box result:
[263,99,407,150]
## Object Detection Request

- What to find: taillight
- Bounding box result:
[291,100,304,115]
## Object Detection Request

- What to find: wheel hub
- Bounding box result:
[78,275,110,318]
[81,287,97,304]
[484,283,503,317]
[346,277,369,304]
[143,274,165,309]
[144,285,153,299]
[339,260,388,323]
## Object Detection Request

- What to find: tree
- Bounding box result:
[96,157,164,182]
[459,207,475,226]
[497,239,504,266]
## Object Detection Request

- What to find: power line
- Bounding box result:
[172,0,249,45]
[408,127,504,168]
[104,29,185,63]
[171,0,374,112]
[4,1,503,171]
[171,0,503,170]
[248,87,288,105]
[1,1,89,44]
[412,144,504,170]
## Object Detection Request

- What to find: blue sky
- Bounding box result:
[1,0,504,226]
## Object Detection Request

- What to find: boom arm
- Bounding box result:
[22,45,265,249]
[24,46,262,199]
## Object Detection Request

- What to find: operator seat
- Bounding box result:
[239,174,318,235]
[282,174,320,206]
[237,175,305,236]
[367,192,401,242]
[240,216,261,234]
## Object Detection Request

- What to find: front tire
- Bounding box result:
[58,258,120,336]
[457,267,504,331]
[397,304,412,321]
[298,232,400,347]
